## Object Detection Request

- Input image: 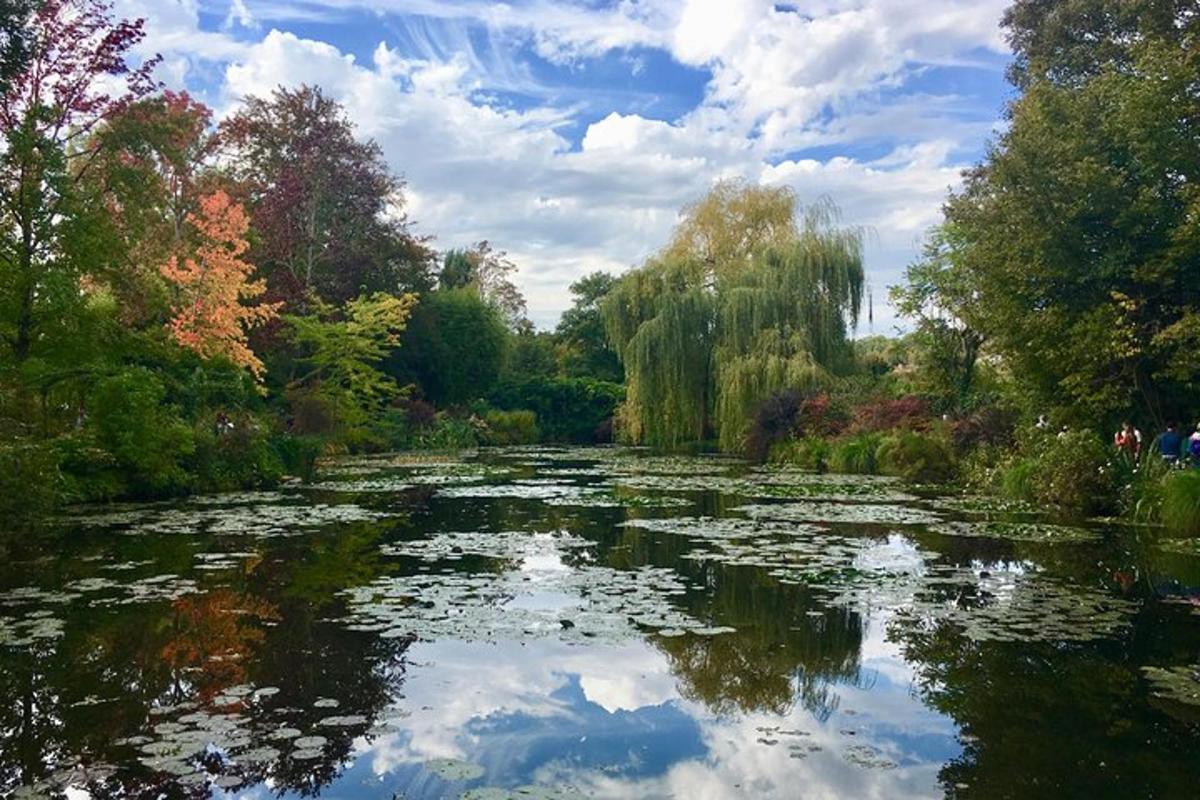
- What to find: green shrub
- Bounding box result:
[1161,471,1200,536]
[54,432,124,502]
[829,432,882,474]
[286,387,343,437]
[487,377,623,443]
[999,457,1038,502]
[483,409,540,445]
[1119,455,1170,521]
[0,440,62,519]
[876,430,956,482]
[87,368,195,497]
[272,433,324,483]
[769,435,830,471]
[415,415,486,450]
[1027,430,1115,514]
[358,407,417,452]
[958,444,1004,492]
[189,412,284,492]
[972,429,1117,514]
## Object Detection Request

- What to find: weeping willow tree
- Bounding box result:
[602,261,713,448]
[602,180,864,451]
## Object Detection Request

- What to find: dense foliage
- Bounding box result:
[0,1,630,516]
[934,0,1200,426]
[487,377,624,443]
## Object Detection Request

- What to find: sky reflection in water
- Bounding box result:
[2,447,1199,799]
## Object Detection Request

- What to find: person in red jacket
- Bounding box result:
[1114,421,1142,461]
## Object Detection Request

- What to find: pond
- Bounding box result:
[2,446,1199,799]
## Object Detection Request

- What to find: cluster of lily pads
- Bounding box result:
[458,787,587,800]
[735,501,944,527]
[380,530,593,563]
[68,501,392,538]
[925,520,1101,544]
[1140,664,1200,707]
[8,690,386,796]
[339,528,726,643]
[417,758,590,798]
[622,514,1140,644]
[304,460,517,494]
[435,478,692,509]
[0,609,65,647]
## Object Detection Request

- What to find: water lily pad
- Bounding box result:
[426,757,485,781]
[291,748,323,760]
[293,736,327,749]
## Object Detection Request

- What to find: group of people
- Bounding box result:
[1114,421,1200,466]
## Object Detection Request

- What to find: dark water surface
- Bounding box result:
[2,447,1199,799]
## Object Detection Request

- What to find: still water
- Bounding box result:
[2,447,1199,799]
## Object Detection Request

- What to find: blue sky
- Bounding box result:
[117,0,1014,329]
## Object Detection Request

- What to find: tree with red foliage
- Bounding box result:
[161,191,280,377]
[0,0,159,361]
[219,84,435,310]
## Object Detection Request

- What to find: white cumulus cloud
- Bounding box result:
[122,0,1010,329]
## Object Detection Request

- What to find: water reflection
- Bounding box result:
[1,447,1198,799]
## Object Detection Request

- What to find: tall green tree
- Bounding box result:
[602,182,864,449]
[0,0,37,96]
[1002,0,1197,88]
[505,330,557,379]
[0,0,157,365]
[941,2,1200,425]
[437,241,529,331]
[391,288,508,406]
[891,225,988,410]
[555,271,623,382]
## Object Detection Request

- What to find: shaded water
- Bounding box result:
[2,447,1199,799]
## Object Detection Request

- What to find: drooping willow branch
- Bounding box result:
[602,196,864,451]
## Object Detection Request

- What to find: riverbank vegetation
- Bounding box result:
[3,0,1198,537]
[0,1,622,514]
[596,1,1200,531]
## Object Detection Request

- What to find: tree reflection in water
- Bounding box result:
[655,562,865,720]
[0,517,415,798]
[4,449,1200,799]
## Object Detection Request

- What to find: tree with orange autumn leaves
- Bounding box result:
[160,191,280,378]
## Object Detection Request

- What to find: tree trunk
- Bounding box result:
[1133,359,1164,430]
[957,331,984,409]
[12,222,34,361]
